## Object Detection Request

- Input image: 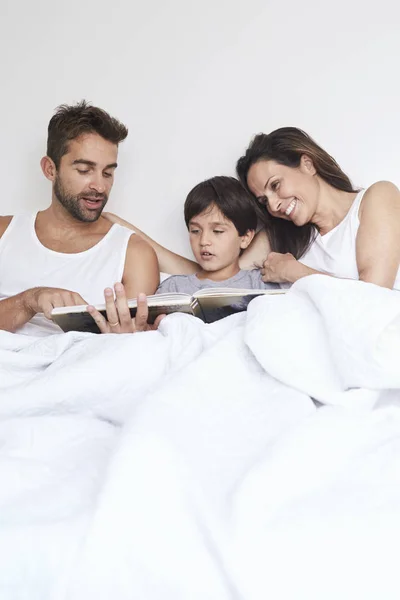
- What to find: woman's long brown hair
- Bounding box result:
[236,127,358,258]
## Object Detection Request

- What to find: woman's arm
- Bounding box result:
[239,229,271,270]
[103,212,198,275]
[356,181,400,288]
[261,181,400,288]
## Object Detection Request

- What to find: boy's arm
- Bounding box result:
[103,212,198,275]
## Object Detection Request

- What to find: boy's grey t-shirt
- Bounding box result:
[156,269,280,295]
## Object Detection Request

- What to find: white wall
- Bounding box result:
[0,0,399,257]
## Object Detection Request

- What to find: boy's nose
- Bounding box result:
[200,235,211,246]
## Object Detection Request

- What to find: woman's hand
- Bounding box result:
[87,283,165,334]
[261,252,314,283]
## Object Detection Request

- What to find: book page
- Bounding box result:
[51,293,192,316]
[195,289,285,323]
[194,287,286,298]
[52,294,194,333]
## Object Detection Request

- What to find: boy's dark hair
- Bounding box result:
[184,176,257,235]
[47,100,128,168]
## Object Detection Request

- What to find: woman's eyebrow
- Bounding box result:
[264,176,273,190]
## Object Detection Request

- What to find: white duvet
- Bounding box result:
[1,275,400,600]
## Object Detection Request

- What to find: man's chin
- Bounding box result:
[70,208,103,223]
[76,202,107,222]
[84,210,103,222]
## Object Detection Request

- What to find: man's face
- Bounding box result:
[53,133,118,222]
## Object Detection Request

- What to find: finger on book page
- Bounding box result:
[87,306,111,334]
[134,293,149,332]
[114,282,132,328]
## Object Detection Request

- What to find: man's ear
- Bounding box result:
[240,228,256,249]
[300,154,317,176]
[40,156,57,182]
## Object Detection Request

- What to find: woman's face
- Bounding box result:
[246,156,319,226]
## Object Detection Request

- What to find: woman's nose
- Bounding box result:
[268,194,282,213]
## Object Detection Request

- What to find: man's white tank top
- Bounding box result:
[0,213,134,336]
[300,189,400,290]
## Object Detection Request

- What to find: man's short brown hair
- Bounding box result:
[47,100,128,167]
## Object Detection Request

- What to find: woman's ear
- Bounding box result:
[300,154,317,176]
[40,156,57,182]
[240,229,256,249]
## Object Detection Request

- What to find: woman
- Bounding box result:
[105,127,400,290]
[236,127,400,290]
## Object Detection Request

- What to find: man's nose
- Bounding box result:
[89,173,106,194]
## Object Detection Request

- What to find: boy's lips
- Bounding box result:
[199,251,215,261]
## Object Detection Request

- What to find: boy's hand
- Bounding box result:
[87,283,165,334]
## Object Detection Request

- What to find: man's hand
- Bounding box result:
[86,282,165,334]
[22,287,87,320]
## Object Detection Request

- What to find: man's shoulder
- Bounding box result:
[126,232,155,255]
[124,232,158,273]
[0,216,13,238]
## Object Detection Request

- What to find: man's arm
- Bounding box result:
[0,216,33,331]
[0,292,36,333]
[103,212,198,275]
[0,287,87,333]
[122,235,160,297]
[86,238,164,334]
[0,217,88,333]
[0,215,12,237]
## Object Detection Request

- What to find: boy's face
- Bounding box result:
[188,204,253,277]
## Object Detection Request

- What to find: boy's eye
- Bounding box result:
[213,230,224,234]
[103,172,113,179]
[190,229,200,234]
[77,169,90,175]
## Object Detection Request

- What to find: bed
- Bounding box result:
[0,274,399,600]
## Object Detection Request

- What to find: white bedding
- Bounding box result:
[0,274,400,600]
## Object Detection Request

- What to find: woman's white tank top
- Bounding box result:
[300,189,400,290]
[0,213,134,336]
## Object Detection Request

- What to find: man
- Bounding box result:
[0,101,160,336]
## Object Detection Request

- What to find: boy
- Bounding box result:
[157,176,279,294]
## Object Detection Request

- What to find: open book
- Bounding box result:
[51,287,286,333]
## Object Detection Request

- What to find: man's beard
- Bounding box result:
[53,176,108,222]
